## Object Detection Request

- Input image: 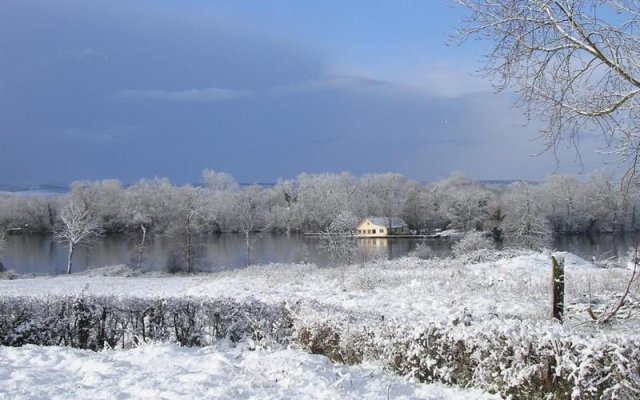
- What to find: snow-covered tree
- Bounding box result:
[202,169,239,192]
[446,183,494,231]
[297,173,359,231]
[484,201,506,244]
[456,0,640,178]
[125,178,181,233]
[423,173,494,232]
[501,182,552,250]
[122,180,162,269]
[0,195,55,233]
[55,196,102,274]
[69,180,126,233]
[321,210,360,266]
[167,185,206,273]
[359,173,408,223]
[538,174,586,233]
[583,170,626,232]
[263,179,305,234]
[401,182,429,232]
[231,186,265,266]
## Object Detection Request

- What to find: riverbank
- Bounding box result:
[0,250,633,325]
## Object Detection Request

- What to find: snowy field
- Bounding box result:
[0,343,499,400]
[0,250,636,328]
[1,251,639,399]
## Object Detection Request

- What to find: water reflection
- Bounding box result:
[552,233,639,260]
[4,233,454,275]
[4,232,637,275]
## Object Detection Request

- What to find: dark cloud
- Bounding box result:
[110,87,249,103]
[0,0,607,185]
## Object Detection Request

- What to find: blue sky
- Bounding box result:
[0,0,607,185]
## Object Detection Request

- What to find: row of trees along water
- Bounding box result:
[0,169,639,272]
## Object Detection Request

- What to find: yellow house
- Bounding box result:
[356,217,409,237]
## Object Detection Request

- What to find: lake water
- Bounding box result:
[3,233,453,275]
[2,233,637,275]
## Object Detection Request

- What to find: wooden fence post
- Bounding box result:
[551,254,565,321]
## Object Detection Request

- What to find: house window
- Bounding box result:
[381,229,385,234]
[372,229,376,234]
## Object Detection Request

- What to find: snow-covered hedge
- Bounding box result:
[0,295,292,350]
[291,303,640,400]
[383,322,640,400]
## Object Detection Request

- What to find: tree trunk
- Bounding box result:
[66,243,75,275]
[185,215,192,273]
[551,255,565,321]
[47,204,55,229]
[137,224,147,270]
[245,230,251,266]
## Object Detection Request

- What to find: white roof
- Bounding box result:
[365,217,407,228]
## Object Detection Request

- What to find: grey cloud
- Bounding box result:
[110,87,250,103]
[109,74,407,106]
[47,127,140,144]
[399,61,493,98]
[270,75,390,95]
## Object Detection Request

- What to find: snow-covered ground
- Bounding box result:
[0,343,499,400]
[1,251,639,399]
[0,250,633,326]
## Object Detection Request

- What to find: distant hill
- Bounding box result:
[479,179,538,190]
[0,180,532,196]
[0,184,68,196]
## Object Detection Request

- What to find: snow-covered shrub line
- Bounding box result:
[0,295,292,350]
[3,293,640,399]
[291,302,640,400]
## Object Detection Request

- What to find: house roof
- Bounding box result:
[366,217,407,228]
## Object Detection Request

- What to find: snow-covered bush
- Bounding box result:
[408,243,435,260]
[0,269,17,280]
[452,231,496,262]
[290,300,640,400]
[381,322,640,400]
[297,323,363,364]
[0,295,293,350]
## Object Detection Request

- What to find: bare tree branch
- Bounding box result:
[455,0,640,175]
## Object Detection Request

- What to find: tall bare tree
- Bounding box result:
[455,0,640,181]
[55,197,102,274]
[232,186,264,266]
[0,226,6,270]
[168,185,206,273]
